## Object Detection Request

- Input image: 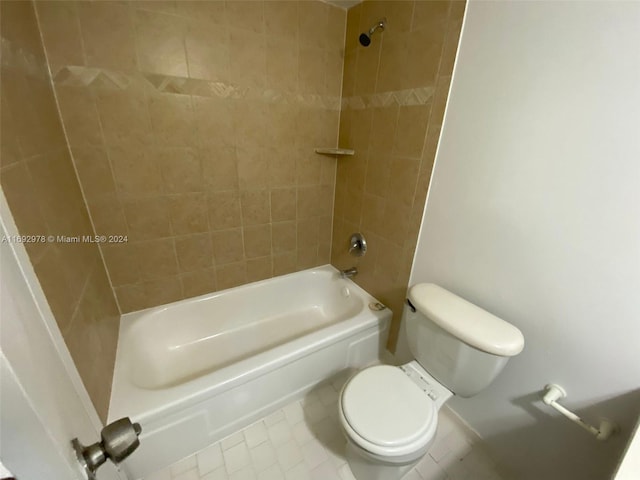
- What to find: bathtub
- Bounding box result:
[108,265,391,479]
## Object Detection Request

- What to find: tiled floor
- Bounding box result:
[144,374,503,480]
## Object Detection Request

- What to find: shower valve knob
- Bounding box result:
[348,233,367,257]
[72,417,142,480]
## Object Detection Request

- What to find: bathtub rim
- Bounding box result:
[117,264,355,322]
[108,264,391,424]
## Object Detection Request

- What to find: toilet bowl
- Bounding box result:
[338,362,452,480]
[338,284,525,480]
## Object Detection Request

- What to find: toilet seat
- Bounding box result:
[339,365,438,458]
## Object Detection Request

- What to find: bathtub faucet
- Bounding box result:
[340,267,358,279]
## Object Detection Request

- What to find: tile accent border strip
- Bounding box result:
[52,65,434,110]
[53,65,343,110]
[343,86,435,110]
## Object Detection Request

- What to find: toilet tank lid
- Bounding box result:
[409,284,524,357]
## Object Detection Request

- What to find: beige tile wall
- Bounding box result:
[0,1,120,422]
[331,0,465,350]
[36,0,346,312]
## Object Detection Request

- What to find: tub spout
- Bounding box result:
[340,267,358,279]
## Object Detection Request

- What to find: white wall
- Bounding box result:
[410,1,640,478]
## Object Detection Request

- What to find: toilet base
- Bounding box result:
[344,440,422,480]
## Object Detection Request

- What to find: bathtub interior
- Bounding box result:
[126,267,366,390]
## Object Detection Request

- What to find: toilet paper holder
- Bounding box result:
[542,384,617,441]
[72,417,142,479]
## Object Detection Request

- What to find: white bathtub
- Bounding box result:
[108,265,390,479]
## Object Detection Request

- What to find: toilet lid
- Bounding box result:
[341,366,436,448]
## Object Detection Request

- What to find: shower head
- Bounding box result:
[359,18,386,47]
[358,32,372,47]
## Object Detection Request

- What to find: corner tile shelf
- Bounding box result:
[314,148,355,156]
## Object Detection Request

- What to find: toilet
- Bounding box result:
[338,283,525,480]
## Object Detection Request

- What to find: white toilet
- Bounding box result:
[338,283,525,480]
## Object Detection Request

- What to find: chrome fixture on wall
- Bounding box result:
[340,233,367,279]
[349,233,367,257]
[72,417,142,479]
[340,267,358,279]
[359,18,387,46]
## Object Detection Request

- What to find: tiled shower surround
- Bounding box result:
[0,0,119,421]
[331,1,465,348]
[1,0,465,420]
[36,0,346,312]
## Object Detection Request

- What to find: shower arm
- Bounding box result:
[368,20,386,36]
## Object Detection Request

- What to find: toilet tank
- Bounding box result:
[405,284,524,398]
